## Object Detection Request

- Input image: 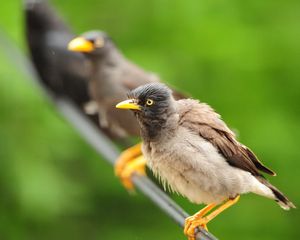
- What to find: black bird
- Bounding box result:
[68,31,186,189]
[24,0,92,109]
[116,83,295,240]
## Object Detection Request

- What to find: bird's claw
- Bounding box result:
[184,215,209,240]
[114,143,142,175]
[115,155,146,191]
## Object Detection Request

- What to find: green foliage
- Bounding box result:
[0,0,299,239]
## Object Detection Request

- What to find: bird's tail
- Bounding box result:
[258,177,296,210]
[24,0,69,33]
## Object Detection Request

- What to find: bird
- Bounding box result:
[116,83,295,240]
[68,31,186,190]
[24,0,96,119]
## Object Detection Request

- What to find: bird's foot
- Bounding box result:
[184,203,216,240]
[116,155,146,191]
[115,143,142,179]
[184,215,209,240]
[184,196,240,240]
[114,143,145,191]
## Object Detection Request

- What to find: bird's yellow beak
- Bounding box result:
[116,99,141,110]
[68,37,94,52]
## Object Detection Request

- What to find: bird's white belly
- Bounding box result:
[143,128,264,204]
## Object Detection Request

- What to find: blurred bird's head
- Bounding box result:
[68,30,112,55]
[116,83,175,124]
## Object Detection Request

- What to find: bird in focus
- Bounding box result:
[68,31,185,190]
[116,83,295,240]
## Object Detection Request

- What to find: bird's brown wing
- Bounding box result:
[178,99,276,176]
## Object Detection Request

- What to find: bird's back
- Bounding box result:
[176,99,276,177]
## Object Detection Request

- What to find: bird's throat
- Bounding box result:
[137,111,178,142]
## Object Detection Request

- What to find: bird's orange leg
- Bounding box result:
[184,203,216,238]
[184,195,240,240]
[114,143,146,191]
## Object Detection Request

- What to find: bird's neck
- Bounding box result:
[89,46,124,67]
[138,107,178,142]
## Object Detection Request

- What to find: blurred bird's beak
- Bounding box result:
[68,37,94,52]
[116,99,141,110]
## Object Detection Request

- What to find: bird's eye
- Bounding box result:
[94,38,104,48]
[146,99,154,106]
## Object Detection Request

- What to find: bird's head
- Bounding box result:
[68,30,111,55]
[116,83,176,139]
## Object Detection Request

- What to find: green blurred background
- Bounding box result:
[0,0,299,239]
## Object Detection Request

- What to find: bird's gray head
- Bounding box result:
[116,83,176,140]
[68,30,112,55]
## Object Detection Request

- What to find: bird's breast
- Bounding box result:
[142,127,257,204]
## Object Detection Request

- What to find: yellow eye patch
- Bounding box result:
[94,38,104,48]
[146,99,154,106]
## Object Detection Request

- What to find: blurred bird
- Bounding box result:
[24,0,94,113]
[116,83,295,240]
[68,31,186,189]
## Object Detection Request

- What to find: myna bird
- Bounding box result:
[24,0,93,111]
[116,83,295,239]
[68,31,186,189]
